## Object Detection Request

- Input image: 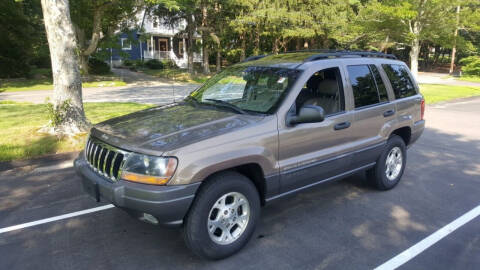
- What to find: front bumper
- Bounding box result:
[74,154,200,226]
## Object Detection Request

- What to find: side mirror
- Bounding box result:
[287,105,325,126]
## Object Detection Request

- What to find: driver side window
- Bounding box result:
[294,67,345,116]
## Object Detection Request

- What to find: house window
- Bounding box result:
[179,41,184,56]
[121,38,131,50]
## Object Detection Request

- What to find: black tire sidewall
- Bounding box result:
[375,135,407,190]
[184,172,260,260]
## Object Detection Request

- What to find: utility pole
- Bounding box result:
[449,5,461,75]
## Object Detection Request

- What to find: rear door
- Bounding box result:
[344,63,396,168]
[381,63,423,124]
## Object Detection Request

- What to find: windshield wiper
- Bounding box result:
[184,96,199,106]
[204,99,247,114]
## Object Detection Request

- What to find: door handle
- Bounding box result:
[334,121,351,130]
[383,109,395,117]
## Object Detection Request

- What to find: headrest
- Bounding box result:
[317,79,339,95]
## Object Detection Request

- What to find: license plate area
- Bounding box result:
[82,177,101,202]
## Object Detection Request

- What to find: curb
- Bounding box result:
[0,151,80,172]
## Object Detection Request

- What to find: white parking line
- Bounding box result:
[375,204,480,270]
[0,204,114,234]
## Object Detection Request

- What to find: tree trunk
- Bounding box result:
[202,43,210,74]
[240,32,246,61]
[450,5,460,75]
[186,15,195,74]
[273,37,279,54]
[216,50,221,72]
[79,54,89,75]
[296,39,301,51]
[254,26,260,55]
[201,5,210,74]
[409,36,420,78]
[41,0,89,135]
[74,5,105,75]
[379,35,389,53]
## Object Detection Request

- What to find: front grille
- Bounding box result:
[85,137,127,181]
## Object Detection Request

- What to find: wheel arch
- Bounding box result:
[390,126,412,146]
[198,163,267,205]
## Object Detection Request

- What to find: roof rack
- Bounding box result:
[242,55,267,62]
[241,50,397,63]
[303,50,397,62]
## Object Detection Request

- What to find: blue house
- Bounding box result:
[111,11,203,68]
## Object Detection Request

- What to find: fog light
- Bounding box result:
[139,213,159,225]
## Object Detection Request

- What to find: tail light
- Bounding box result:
[420,98,425,120]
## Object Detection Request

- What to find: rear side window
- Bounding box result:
[369,65,389,102]
[347,65,381,108]
[382,64,417,98]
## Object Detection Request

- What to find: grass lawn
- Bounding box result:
[141,68,210,84]
[0,101,152,162]
[0,78,126,92]
[441,75,480,83]
[456,75,480,83]
[420,84,480,104]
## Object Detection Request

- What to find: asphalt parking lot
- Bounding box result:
[1,97,479,270]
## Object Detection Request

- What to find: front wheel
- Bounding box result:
[183,171,260,260]
[367,135,407,190]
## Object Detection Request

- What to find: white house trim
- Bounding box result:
[121,38,131,50]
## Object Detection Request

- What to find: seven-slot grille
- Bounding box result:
[85,137,127,181]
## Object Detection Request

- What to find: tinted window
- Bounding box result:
[382,64,417,98]
[295,67,345,115]
[369,65,389,102]
[347,65,379,108]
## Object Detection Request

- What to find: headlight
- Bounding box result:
[120,154,178,185]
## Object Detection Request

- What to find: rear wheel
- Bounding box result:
[183,171,260,260]
[367,135,406,190]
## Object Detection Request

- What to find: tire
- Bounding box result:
[366,135,407,190]
[183,171,261,260]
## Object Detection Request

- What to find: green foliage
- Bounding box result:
[88,58,111,75]
[145,59,164,69]
[46,99,72,127]
[0,0,44,78]
[459,56,480,76]
[123,59,134,67]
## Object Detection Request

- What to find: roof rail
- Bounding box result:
[242,55,268,62]
[303,50,397,62]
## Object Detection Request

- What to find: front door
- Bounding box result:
[158,38,168,52]
[278,66,356,193]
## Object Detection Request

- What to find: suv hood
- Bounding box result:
[91,103,263,155]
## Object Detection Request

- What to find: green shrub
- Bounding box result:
[145,59,164,69]
[0,56,30,78]
[161,60,176,69]
[88,58,111,75]
[134,60,144,68]
[460,56,480,76]
[123,59,134,67]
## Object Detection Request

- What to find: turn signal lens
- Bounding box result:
[121,172,170,185]
[421,98,425,120]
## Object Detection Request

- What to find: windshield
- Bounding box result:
[187,66,300,114]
